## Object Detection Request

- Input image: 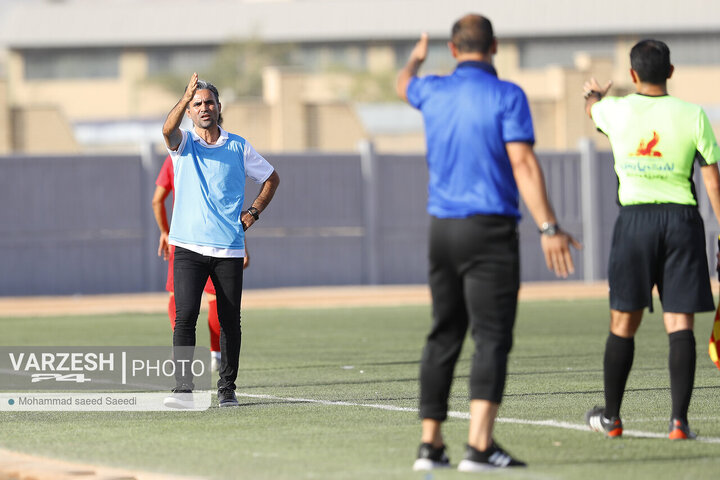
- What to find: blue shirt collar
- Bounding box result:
[455,60,497,77]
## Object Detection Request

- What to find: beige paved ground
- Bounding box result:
[0,281,611,317]
[0,447,204,480]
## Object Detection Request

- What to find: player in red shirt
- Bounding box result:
[152,155,250,371]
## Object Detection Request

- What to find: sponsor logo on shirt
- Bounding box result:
[631,131,663,157]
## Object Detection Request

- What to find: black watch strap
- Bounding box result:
[247,206,260,220]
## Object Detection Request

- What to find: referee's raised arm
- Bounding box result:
[582,77,612,119]
[162,72,198,151]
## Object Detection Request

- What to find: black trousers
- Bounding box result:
[173,246,244,391]
[420,215,520,421]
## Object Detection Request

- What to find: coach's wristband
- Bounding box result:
[247,207,260,220]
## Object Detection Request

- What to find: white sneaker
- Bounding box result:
[163,387,194,409]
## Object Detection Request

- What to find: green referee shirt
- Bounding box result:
[591,94,720,206]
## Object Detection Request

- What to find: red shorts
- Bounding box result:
[166,245,216,295]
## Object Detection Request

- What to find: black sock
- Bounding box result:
[603,332,634,419]
[668,329,695,423]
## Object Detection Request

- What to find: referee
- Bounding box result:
[583,39,720,440]
[397,14,579,471]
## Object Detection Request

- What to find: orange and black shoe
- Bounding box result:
[585,406,623,438]
[668,418,697,440]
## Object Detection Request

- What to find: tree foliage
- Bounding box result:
[148,37,294,100]
[206,37,293,100]
[149,39,402,103]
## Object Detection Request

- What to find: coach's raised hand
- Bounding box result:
[162,72,199,151]
[182,72,198,105]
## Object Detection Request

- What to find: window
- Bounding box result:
[291,42,366,71]
[394,40,454,73]
[664,34,720,66]
[517,37,614,69]
[147,46,216,76]
[24,48,120,80]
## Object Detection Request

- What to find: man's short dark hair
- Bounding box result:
[195,79,223,125]
[451,14,494,54]
[197,80,220,103]
[630,39,672,85]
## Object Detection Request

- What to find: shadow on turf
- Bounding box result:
[242,374,427,389]
[545,452,716,467]
[241,359,421,372]
[238,373,719,402]
[226,396,418,407]
[504,384,719,398]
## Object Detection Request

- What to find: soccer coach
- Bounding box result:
[397,14,579,471]
[162,73,279,408]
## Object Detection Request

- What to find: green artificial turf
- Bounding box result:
[1,298,719,479]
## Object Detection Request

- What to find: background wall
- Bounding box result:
[3,142,716,296]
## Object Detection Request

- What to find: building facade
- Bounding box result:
[1,0,719,154]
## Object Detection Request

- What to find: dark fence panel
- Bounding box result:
[0,154,163,295]
[242,154,366,288]
[3,143,716,296]
[519,152,585,281]
[374,154,430,284]
[595,151,621,281]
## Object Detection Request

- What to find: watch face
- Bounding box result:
[541,223,558,235]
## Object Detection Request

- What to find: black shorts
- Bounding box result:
[608,204,714,313]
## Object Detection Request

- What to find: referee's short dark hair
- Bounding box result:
[630,39,672,85]
[451,14,494,54]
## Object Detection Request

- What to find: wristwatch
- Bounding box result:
[583,90,603,100]
[247,206,260,220]
[538,222,559,236]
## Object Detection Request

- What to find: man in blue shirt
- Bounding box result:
[397,14,579,471]
[162,73,280,408]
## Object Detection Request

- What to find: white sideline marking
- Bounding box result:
[236,392,720,444]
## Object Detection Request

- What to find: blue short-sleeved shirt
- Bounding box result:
[407,61,535,219]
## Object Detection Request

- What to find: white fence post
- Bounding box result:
[579,138,602,282]
[359,139,380,285]
[140,142,161,291]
